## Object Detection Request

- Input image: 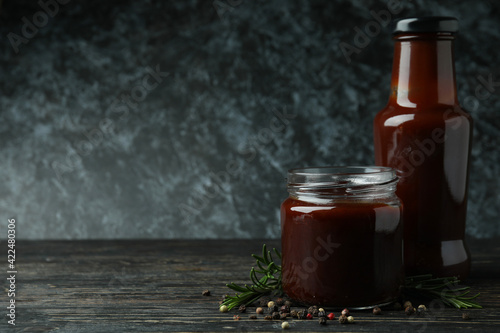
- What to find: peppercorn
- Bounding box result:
[373,306,382,315]
[327,312,335,320]
[306,313,313,320]
[393,302,402,310]
[267,307,277,314]
[462,312,471,320]
[403,301,412,309]
[318,310,326,318]
[290,310,298,318]
[280,313,288,320]
[280,305,290,314]
[264,315,272,320]
[284,300,293,308]
[308,305,318,314]
[233,315,241,321]
[416,304,427,316]
[249,314,257,319]
[281,321,290,329]
[318,316,327,325]
[341,308,349,316]
[256,307,264,315]
[339,315,348,324]
[219,305,228,313]
[297,310,307,319]
[272,311,281,320]
[347,316,354,324]
[267,303,278,312]
[202,289,211,296]
[238,305,246,313]
[276,297,284,306]
[405,306,415,316]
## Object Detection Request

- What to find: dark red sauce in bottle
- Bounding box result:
[281,167,403,308]
[374,17,473,279]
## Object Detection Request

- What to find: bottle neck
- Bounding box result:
[389,33,458,108]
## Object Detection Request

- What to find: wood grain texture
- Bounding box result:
[1,238,499,332]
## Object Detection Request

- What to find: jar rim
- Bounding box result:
[287,166,397,189]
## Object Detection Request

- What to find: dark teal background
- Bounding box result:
[0,0,498,239]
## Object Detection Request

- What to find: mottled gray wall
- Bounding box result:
[0,0,499,239]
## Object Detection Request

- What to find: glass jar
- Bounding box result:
[280,166,403,308]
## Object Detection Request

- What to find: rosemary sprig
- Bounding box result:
[222,245,481,310]
[403,274,482,309]
[221,244,283,310]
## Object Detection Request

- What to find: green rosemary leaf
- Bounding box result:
[403,275,482,309]
[274,248,282,260]
[262,244,268,264]
[251,254,265,263]
[226,283,247,293]
[221,244,283,310]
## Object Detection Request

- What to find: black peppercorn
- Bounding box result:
[373,306,382,315]
[249,315,257,319]
[280,313,288,320]
[308,305,318,314]
[272,311,281,320]
[267,307,278,314]
[238,305,246,313]
[264,315,272,320]
[339,315,348,324]
[276,298,284,306]
[318,317,327,325]
[202,290,210,296]
[280,305,290,314]
[405,306,415,316]
[290,310,298,318]
[297,310,307,319]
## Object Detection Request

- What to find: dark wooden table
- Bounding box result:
[3,238,499,332]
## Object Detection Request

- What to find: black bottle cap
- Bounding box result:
[392,17,459,34]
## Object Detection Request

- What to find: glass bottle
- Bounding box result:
[373,17,473,279]
[281,166,403,308]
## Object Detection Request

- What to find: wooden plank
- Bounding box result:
[0,239,498,332]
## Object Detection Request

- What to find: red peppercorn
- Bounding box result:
[306,313,313,320]
[327,313,335,320]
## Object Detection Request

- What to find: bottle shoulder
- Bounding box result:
[375,104,472,128]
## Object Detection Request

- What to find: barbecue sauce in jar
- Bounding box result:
[281,167,403,308]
